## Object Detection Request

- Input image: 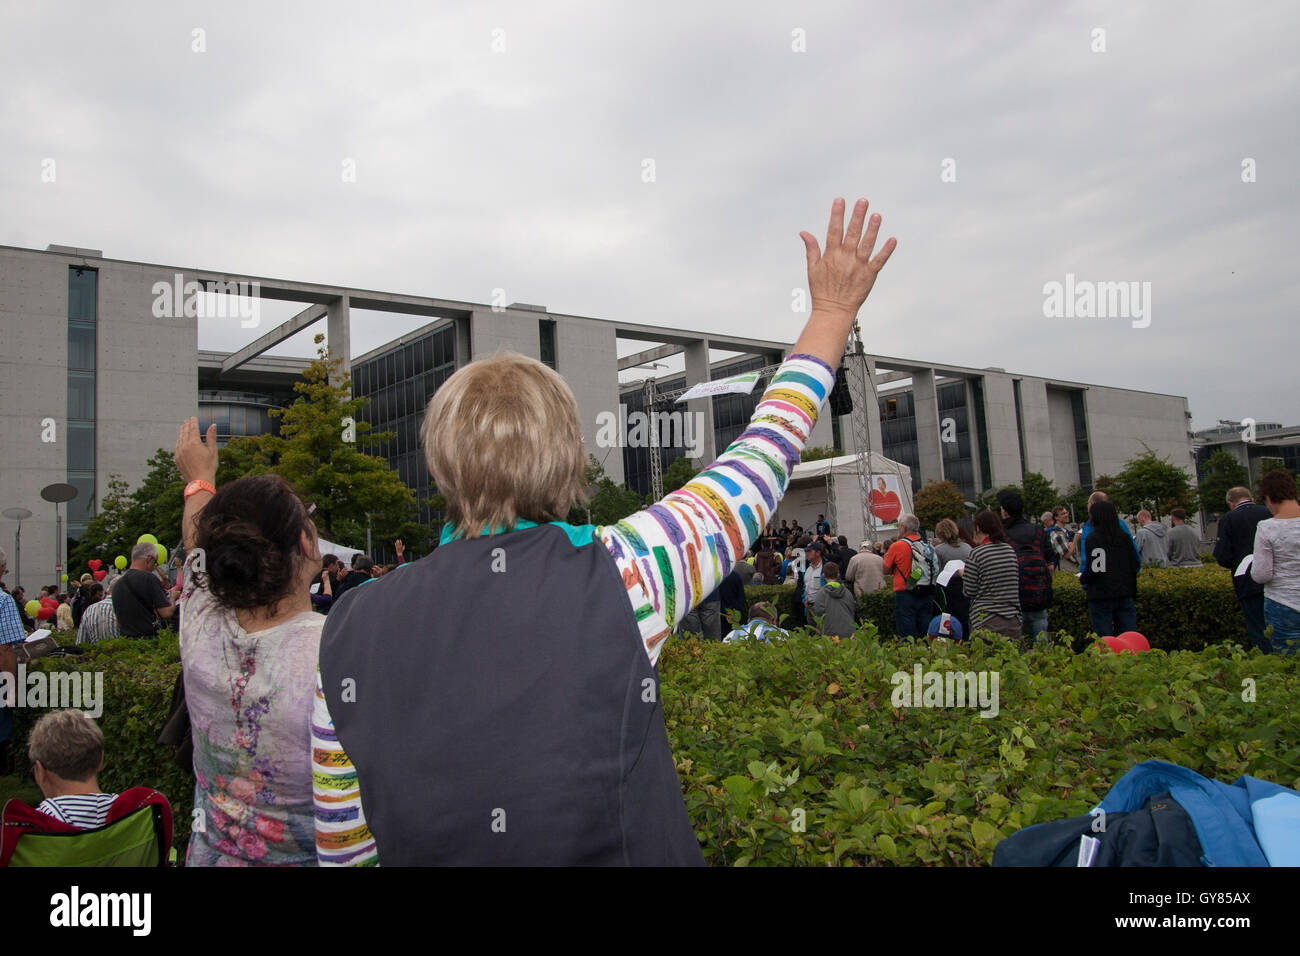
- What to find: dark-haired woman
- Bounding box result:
[1079,498,1141,638]
[173,417,323,866]
[962,510,1022,642]
[1250,470,1300,654]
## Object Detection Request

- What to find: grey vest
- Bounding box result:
[319,522,704,866]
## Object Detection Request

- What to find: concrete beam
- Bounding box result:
[220,303,328,374]
[683,338,716,464]
[912,368,944,486]
[619,343,684,371]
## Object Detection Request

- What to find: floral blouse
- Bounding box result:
[180,553,324,866]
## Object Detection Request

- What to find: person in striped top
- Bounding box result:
[962,510,1023,643]
[28,709,118,830]
[312,197,897,865]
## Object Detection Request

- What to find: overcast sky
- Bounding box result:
[2,0,1295,429]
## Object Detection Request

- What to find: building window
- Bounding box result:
[66,267,98,539]
[539,319,557,370]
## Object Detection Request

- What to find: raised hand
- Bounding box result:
[174,417,219,484]
[799,198,896,318]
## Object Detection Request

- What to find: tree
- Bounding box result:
[662,456,701,495]
[567,455,643,526]
[69,450,186,574]
[1255,457,1294,503]
[1012,472,1057,522]
[1059,484,1091,524]
[1108,446,1196,519]
[1196,450,1249,517]
[913,480,967,529]
[800,446,843,463]
[217,335,418,551]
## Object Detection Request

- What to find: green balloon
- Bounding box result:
[137,533,158,545]
[115,555,127,570]
[156,544,169,564]
[25,600,41,617]
[60,573,68,582]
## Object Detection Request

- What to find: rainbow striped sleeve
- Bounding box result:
[311,670,379,866]
[600,352,834,665]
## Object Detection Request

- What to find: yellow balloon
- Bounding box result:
[25,600,41,616]
[137,533,158,545]
[60,573,68,582]
[156,544,169,564]
[115,555,127,569]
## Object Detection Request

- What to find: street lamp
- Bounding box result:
[40,483,78,586]
[3,507,32,588]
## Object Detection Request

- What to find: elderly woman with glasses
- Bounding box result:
[172,419,325,865]
[312,197,897,865]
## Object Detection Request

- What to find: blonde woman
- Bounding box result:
[312,198,896,865]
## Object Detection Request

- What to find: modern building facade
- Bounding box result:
[1,241,1195,589]
[1193,421,1300,511]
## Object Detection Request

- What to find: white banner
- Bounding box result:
[674,371,760,404]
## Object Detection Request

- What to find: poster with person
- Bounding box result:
[867,474,905,531]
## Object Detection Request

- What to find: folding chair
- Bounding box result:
[1,787,173,867]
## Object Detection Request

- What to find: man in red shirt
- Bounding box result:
[882,514,932,639]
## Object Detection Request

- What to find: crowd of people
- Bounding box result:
[0,198,1295,868]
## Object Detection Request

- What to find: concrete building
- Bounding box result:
[1194,421,1300,505]
[0,242,1194,589]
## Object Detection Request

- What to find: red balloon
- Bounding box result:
[41,596,57,608]
[1116,631,1150,652]
[87,559,102,571]
[93,569,107,582]
[37,606,55,620]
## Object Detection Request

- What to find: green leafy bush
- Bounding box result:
[5,631,192,851]
[660,629,1299,865]
[753,565,1249,651]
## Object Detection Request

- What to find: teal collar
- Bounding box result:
[439,519,597,548]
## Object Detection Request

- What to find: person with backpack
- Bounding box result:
[962,510,1023,643]
[997,489,1054,645]
[882,514,939,639]
[1079,498,1141,637]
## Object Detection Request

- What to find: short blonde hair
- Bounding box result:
[935,518,960,545]
[422,351,587,539]
[28,709,104,781]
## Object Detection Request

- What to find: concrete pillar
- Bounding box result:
[980,373,1022,487]
[327,294,351,390]
[912,367,944,486]
[1017,377,1056,483]
[683,337,716,464]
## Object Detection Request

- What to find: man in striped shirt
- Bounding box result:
[76,582,121,645]
[28,709,117,830]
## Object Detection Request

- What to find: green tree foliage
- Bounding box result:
[1059,484,1091,524]
[662,456,700,495]
[1197,450,1250,517]
[1255,457,1294,502]
[1108,446,1196,519]
[223,336,419,551]
[1019,472,1059,521]
[69,451,185,573]
[800,446,843,463]
[912,480,967,529]
[567,455,644,526]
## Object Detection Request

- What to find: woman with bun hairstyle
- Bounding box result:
[173,419,324,866]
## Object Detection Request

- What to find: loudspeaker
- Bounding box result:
[829,365,854,416]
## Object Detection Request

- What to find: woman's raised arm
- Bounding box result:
[601,198,896,663]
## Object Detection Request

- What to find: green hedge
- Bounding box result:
[660,629,1299,865]
[747,565,1249,651]
[6,630,191,851]
[6,614,1295,866]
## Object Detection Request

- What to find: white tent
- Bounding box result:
[317,537,365,565]
[772,453,913,547]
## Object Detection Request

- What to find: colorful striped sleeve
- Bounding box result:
[311,670,379,866]
[600,352,835,665]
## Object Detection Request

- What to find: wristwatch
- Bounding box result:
[184,479,216,500]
